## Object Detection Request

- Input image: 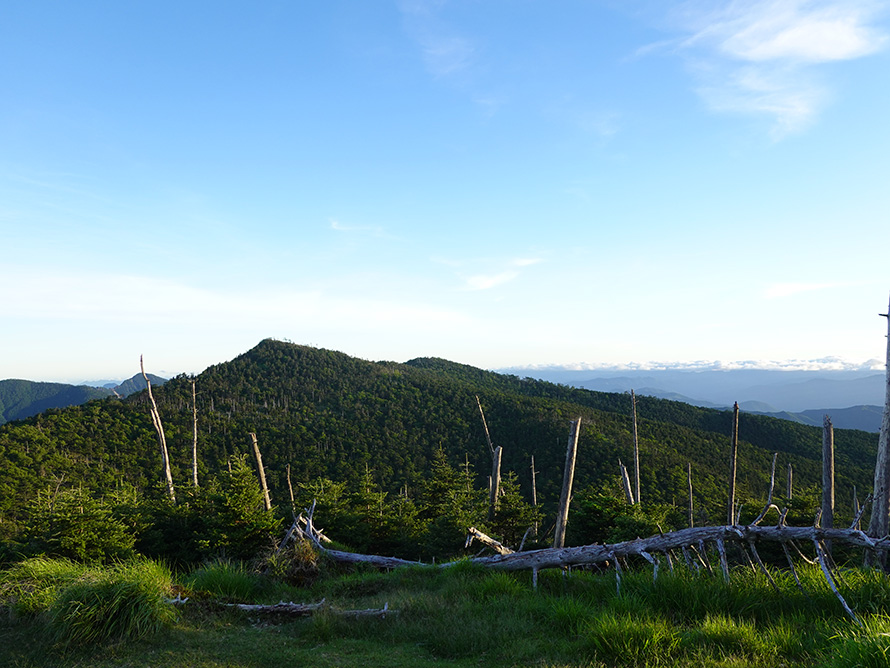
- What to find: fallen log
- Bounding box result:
[221,598,396,618]
[224,599,327,616]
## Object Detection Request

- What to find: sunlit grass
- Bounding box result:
[6,557,890,666]
[47,558,176,648]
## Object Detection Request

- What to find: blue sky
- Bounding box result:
[2,0,889,382]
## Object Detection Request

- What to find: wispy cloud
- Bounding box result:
[329,219,386,237]
[456,256,543,291]
[399,0,476,78]
[464,271,520,291]
[662,0,888,136]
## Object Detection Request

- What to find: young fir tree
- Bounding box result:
[417,448,486,559]
[489,471,541,549]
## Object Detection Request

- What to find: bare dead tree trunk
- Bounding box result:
[853,486,861,531]
[141,355,175,503]
[249,432,272,511]
[727,402,740,526]
[868,295,890,565]
[687,462,694,528]
[619,459,634,504]
[822,415,835,530]
[530,455,539,534]
[476,395,495,456]
[787,463,793,500]
[553,418,581,549]
[287,463,296,518]
[476,396,502,521]
[489,446,502,520]
[191,379,199,488]
[631,390,640,505]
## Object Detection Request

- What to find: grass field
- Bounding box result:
[4,554,890,667]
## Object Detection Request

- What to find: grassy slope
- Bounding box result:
[4,558,890,668]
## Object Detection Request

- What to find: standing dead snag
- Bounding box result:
[476,396,502,520]
[530,456,539,535]
[631,390,640,505]
[727,402,740,526]
[191,379,199,488]
[619,459,634,505]
[687,462,694,528]
[553,417,581,549]
[141,355,175,503]
[868,294,890,567]
[822,416,835,531]
[249,432,272,511]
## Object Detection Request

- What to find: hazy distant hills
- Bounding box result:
[0,374,167,426]
[500,365,886,432]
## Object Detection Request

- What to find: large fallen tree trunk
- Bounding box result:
[304,506,883,574]
[462,525,886,572]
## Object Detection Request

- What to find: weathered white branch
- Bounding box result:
[466,527,514,555]
[221,599,396,618]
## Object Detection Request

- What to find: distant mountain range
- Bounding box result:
[498,365,887,432]
[0,374,167,426]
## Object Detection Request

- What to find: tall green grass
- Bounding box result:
[1,557,176,649]
[6,557,890,666]
[183,559,270,601]
[48,558,176,648]
[0,556,89,616]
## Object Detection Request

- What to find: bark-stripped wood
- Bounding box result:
[814,539,860,625]
[750,453,779,526]
[687,462,694,528]
[489,446,503,520]
[530,455,539,534]
[631,389,640,505]
[787,463,793,500]
[619,459,634,505]
[868,294,890,564]
[553,418,581,549]
[822,416,835,533]
[476,396,502,520]
[141,356,175,502]
[466,527,514,555]
[191,379,199,488]
[222,599,395,618]
[286,463,296,518]
[249,432,272,511]
[727,402,739,525]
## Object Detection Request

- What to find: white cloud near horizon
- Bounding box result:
[665,0,888,136]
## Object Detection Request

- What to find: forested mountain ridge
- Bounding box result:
[0,339,879,545]
[0,380,112,426]
[0,374,168,427]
